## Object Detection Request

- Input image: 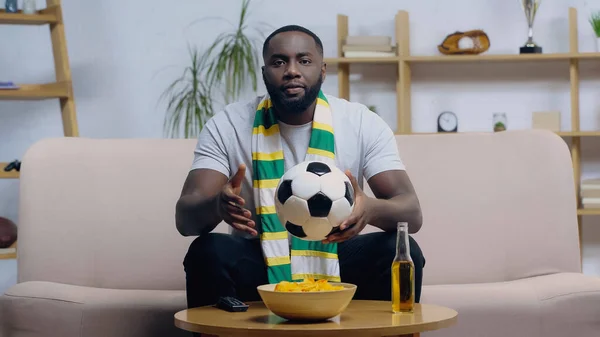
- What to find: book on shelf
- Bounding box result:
[582,198,600,209]
[581,178,600,199]
[0,242,17,259]
[0,247,16,255]
[343,35,396,58]
[345,36,391,46]
[342,44,394,52]
[343,51,397,58]
[0,81,19,90]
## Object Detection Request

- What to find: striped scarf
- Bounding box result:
[252,90,341,284]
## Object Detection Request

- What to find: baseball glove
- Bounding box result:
[438,29,490,55]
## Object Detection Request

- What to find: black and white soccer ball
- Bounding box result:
[274,160,355,241]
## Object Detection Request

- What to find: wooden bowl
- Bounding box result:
[256,282,357,321]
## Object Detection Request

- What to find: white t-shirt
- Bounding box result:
[190,93,405,237]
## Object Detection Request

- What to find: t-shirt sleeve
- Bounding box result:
[190,116,231,178]
[362,109,406,180]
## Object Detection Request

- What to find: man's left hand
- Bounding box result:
[323,170,373,244]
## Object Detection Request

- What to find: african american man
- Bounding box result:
[176,25,425,312]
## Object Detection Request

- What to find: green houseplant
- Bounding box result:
[590,11,600,52]
[161,0,265,138]
[161,46,214,139]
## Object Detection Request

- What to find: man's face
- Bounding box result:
[262,31,326,115]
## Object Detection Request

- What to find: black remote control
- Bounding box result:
[216,296,249,312]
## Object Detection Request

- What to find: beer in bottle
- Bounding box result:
[392,222,415,312]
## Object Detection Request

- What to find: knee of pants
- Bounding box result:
[379,232,425,270]
[183,233,229,273]
[377,232,425,263]
[380,231,398,260]
[409,236,426,270]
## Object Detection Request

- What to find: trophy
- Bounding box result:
[520,0,542,53]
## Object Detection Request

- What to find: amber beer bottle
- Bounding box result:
[392,222,415,313]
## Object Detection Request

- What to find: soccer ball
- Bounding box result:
[274,160,355,241]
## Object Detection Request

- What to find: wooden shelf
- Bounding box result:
[332,8,599,263]
[405,53,586,63]
[325,57,400,64]
[325,53,600,65]
[574,52,600,60]
[0,81,70,100]
[0,6,59,25]
[556,131,600,137]
[0,242,17,260]
[0,1,78,266]
[0,162,19,179]
[578,209,600,216]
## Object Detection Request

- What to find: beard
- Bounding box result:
[264,74,323,115]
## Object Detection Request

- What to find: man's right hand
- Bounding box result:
[216,164,257,236]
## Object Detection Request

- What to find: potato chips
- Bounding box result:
[274,278,344,292]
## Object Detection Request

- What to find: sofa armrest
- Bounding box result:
[421,272,600,337]
[1,281,189,337]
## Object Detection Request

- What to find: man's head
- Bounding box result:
[262,25,326,116]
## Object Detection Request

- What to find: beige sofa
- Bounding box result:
[1,130,600,337]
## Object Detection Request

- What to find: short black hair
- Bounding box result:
[262,25,324,58]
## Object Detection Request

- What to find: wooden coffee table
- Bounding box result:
[174,300,458,337]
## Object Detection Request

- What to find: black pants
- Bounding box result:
[183,231,425,309]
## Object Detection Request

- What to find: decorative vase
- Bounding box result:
[5,0,18,13]
[23,0,36,15]
[493,113,507,132]
[596,37,600,52]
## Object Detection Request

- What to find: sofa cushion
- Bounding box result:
[393,131,581,285]
[16,138,200,291]
[1,281,188,337]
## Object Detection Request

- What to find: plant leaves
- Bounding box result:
[590,11,600,36]
[160,46,215,138]
[160,0,265,138]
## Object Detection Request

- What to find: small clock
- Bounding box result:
[437,111,458,132]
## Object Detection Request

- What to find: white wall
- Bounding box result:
[1,0,599,293]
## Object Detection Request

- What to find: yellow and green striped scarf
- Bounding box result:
[252,90,341,284]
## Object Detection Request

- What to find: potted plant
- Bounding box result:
[161,46,214,139]
[161,0,265,138]
[590,11,600,52]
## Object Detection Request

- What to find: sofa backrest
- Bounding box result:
[385,130,581,285]
[17,138,199,291]
[15,130,581,291]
